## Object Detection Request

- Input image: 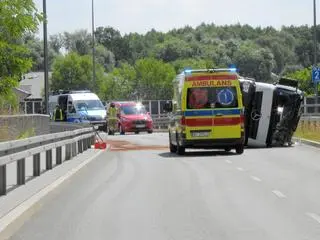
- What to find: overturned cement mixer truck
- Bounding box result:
[239,77,304,148]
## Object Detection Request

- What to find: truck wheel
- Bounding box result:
[135,131,139,134]
[148,130,153,134]
[235,145,244,154]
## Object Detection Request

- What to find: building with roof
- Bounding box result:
[13,71,52,114]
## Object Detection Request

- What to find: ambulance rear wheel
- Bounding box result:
[169,133,177,153]
[235,145,244,155]
[176,134,185,155]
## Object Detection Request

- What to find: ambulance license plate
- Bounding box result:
[136,124,145,128]
[192,131,210,137]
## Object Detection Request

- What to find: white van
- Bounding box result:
[49,90,107,131]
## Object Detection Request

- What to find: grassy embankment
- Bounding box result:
[294,120,320,142]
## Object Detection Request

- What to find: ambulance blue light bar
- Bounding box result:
[183,67,238,74]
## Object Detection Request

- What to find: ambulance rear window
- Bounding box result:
[187,87,238,109]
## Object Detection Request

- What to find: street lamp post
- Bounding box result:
[314,0,318,111]
[43,0,49,114]
[92,0,96,92]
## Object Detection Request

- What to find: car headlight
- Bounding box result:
[122,118,130,122]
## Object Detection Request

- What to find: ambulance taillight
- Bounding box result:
[240,108,245,129]
[180,116,186,125]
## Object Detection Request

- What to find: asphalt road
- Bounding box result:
[9,133,320,240]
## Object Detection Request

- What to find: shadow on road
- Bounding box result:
[244,145,293,150]
[158,151,237,158]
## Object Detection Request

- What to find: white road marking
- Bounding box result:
[250,176,262,182]
[306,213,320,225]
[237,167,244,171]
[272,190,287,199]
[225,160,232,164]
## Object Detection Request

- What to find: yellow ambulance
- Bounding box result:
[163,68,245,155]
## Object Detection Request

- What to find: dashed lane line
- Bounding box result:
[272,190,287,199]
[250,176,262,182]
[306,213,320,225]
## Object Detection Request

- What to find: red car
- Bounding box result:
[113,101,153,134]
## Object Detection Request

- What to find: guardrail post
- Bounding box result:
[33,153,41,177]
[65,144,72,161]
[17,159,26,185]
[87,137,91,149]
[304,98,307,115]
[72,142,77,157]
[78,140,83,153]
[46,150,52,170]
[56,147,62,165]
[0,165,6,195]
[83,139,88,151]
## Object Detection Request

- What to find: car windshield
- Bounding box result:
[121,105,147,115]
[74,100,104,111]
[187,87,238,109]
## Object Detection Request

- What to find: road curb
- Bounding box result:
[0,146,109,238]
[292,137,320,148]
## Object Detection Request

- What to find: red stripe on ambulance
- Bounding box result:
[185,117,241,127]
[214,117,241,126]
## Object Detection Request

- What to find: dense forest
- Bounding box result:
[23,23,320,100]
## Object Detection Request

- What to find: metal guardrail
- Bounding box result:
[0,127,96,196]
[152,114,169,129]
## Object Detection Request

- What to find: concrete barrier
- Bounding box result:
[49,122,92,133]
[0,115,50,142]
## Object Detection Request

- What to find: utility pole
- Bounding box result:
[314,0,318,112]
[43,0,49,114]
[92,0,96,92]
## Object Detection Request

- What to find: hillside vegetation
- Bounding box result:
[22,23,320,100]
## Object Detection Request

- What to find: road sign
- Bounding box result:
[312,67,320,83]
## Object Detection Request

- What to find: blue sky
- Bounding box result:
[34,0,315,37]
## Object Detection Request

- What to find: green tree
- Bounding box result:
[134,58,176,99]
[154,37,193,62]
[23,34,58,71]
[63,30,92,55]
[95,44,115,72]
[95,26,130,63]
[0,0,42,97]
[99,63,136,101]
[51,52,105,92]
[285,67,315,95]
[49,33,64,54]
[234,41,276,81]
[172,58,213,73]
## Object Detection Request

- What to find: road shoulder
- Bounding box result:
[0,146,108,239]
